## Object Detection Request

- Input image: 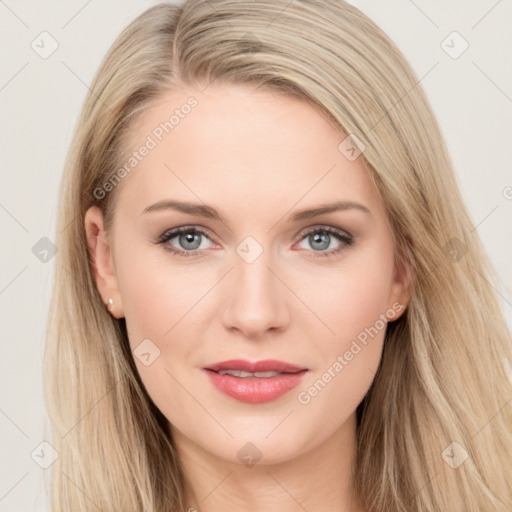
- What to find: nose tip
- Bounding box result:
[220,257,290,339]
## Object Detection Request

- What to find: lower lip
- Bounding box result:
[204,369,307,404]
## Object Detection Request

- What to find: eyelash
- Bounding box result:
[155,225,354,259]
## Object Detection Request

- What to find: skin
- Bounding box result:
[85,83,412,512]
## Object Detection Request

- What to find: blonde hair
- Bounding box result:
[44,1,512,510]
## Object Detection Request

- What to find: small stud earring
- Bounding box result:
[107,298,113,309]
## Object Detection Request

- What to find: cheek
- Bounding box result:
[114,242,213,401]
[293,246,394,408]
[116,239,209,343]
[115,250,202,416]
[299,249,394,353]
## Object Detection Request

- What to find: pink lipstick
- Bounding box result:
[203,359,308,404]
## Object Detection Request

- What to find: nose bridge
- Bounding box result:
[221,244,290,337]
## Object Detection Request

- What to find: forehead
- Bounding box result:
[130,82,340,152]
[116,83,382,220]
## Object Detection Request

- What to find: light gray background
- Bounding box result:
[0,1,511,511]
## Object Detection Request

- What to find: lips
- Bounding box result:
[204,359,306,374]
[203,359,308,403]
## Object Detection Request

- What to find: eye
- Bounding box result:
[156,226,214,257]
[155,225,354,259]
[295,226,354,258]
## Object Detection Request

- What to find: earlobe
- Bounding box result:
[84,206,124,319]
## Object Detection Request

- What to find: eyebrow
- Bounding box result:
[141,199,371,223]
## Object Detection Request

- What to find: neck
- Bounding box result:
[171,412,365,512]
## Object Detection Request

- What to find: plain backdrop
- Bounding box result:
[0,1,511,510]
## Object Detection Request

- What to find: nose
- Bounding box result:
[221,251,290,339]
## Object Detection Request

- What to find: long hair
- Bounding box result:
[44,1,512,510]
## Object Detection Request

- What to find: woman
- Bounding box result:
[44,1,512,511]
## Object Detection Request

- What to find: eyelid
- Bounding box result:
[155,224,215,244]
[295,223,353,240]
[156,224,353,243]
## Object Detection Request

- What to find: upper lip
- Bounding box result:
[204,359,307,373]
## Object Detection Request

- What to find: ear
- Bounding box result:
[386,248,414,322]
[84,206,124,319]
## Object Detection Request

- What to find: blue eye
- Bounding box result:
[156,226,213,257]
[156,225,354,258]
[295,226,354,258]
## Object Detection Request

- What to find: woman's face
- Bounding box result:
[86,83,410,466]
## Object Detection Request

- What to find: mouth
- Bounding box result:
[203,359,308,404]
[206,369,303,378]
[204,358,308,374]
